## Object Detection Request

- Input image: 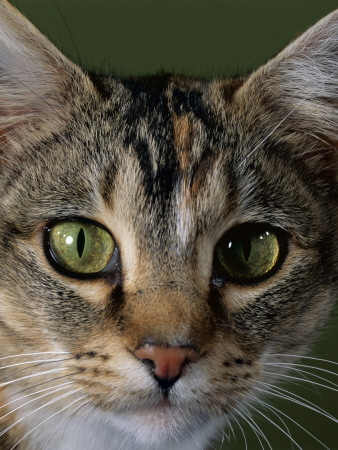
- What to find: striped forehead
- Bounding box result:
[100,80,235,251]
[115,82,223,200]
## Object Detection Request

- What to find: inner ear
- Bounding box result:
[237,9,337,180]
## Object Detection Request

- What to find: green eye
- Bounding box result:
[47,220,115,275]
[216,225,284,282]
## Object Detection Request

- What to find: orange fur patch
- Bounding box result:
[173,114,193,171]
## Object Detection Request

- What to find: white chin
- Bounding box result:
[102,403,222,450]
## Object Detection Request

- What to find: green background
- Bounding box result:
[10,1,338,448]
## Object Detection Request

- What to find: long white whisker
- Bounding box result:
[0,383,75,422]
[264,370,338,392]
[231,413,248,450]
[248,391,331,450]
[261,362,338,387]
[255,383,337,423]
[259,379,335,421]
[218,416,230,448]
[246,401,302,450]
[0,357,74,371]
[0,387,83,439]
[271,354,338,365]
[254,393,295,450]
[260,361,338,376]
[0,352,70,362]
[237,408,268,450]
[0,381,74,411]
[283,364,322,397]
[225,390,270,450]
[227,413,236,444]
[0,368,69,388]
[10,396,88,450]
[5,372,81,402]
[0,357,75,386]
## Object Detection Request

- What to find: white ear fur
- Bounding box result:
[0,0,93,158]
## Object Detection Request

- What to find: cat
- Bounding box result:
[0,0,337,449]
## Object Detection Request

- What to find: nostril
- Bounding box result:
[134,343,200,389]
[141,358,156,371]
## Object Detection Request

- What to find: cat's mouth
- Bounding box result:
[132,398,174,417]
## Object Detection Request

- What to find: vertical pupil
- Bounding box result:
[242,236,251,262]
[77,228,85,258]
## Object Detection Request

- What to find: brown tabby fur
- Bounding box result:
[0,1,337,448]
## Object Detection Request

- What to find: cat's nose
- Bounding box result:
[134,344,200,390]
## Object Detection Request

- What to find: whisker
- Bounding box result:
[260,379,335,421]
[117,432,131,450]
[0,368,67,388]
[285,364,322,397]
[227,413,236,444]
[248,391,331,450]
[261,362,335,398]
[0,387,84,440]
[231,413,248,450]
[216,421,228,450]
[263,370,338,392]
[0,382,75,422]
[271,354,338,366]
[236,407,268,450]
[0,356,74,371]
[0,357,74,384]
[0,352,70,362]
[254,394,295,450]
[260,362,338,377]
[0,381,74,411]
[245,401,302,450]
[3,372,81,402]
[221,416,231,443]
[10,396,88,450]
[41,399,89,450]
[255,381,337,423]
[224,390,270,450]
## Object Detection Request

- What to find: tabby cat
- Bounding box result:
[0,0,337,449]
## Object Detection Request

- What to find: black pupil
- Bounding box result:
[77,228,85,258]
[242,236,251,262]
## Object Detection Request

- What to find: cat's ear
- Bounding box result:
[242,9,337,179]
[0,0,94,166]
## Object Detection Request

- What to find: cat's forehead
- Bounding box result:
[93,75,247,196]
[91,78,244,223]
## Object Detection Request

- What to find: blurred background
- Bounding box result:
[10,1,338,448]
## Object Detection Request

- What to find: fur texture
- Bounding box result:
[0,1,337,449]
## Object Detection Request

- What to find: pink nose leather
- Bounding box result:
[134,344,200,380]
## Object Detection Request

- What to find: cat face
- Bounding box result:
[0,1,337,449]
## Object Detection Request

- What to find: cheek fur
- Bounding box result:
[0,2,337,450]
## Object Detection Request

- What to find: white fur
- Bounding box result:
[15,401,221,450]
